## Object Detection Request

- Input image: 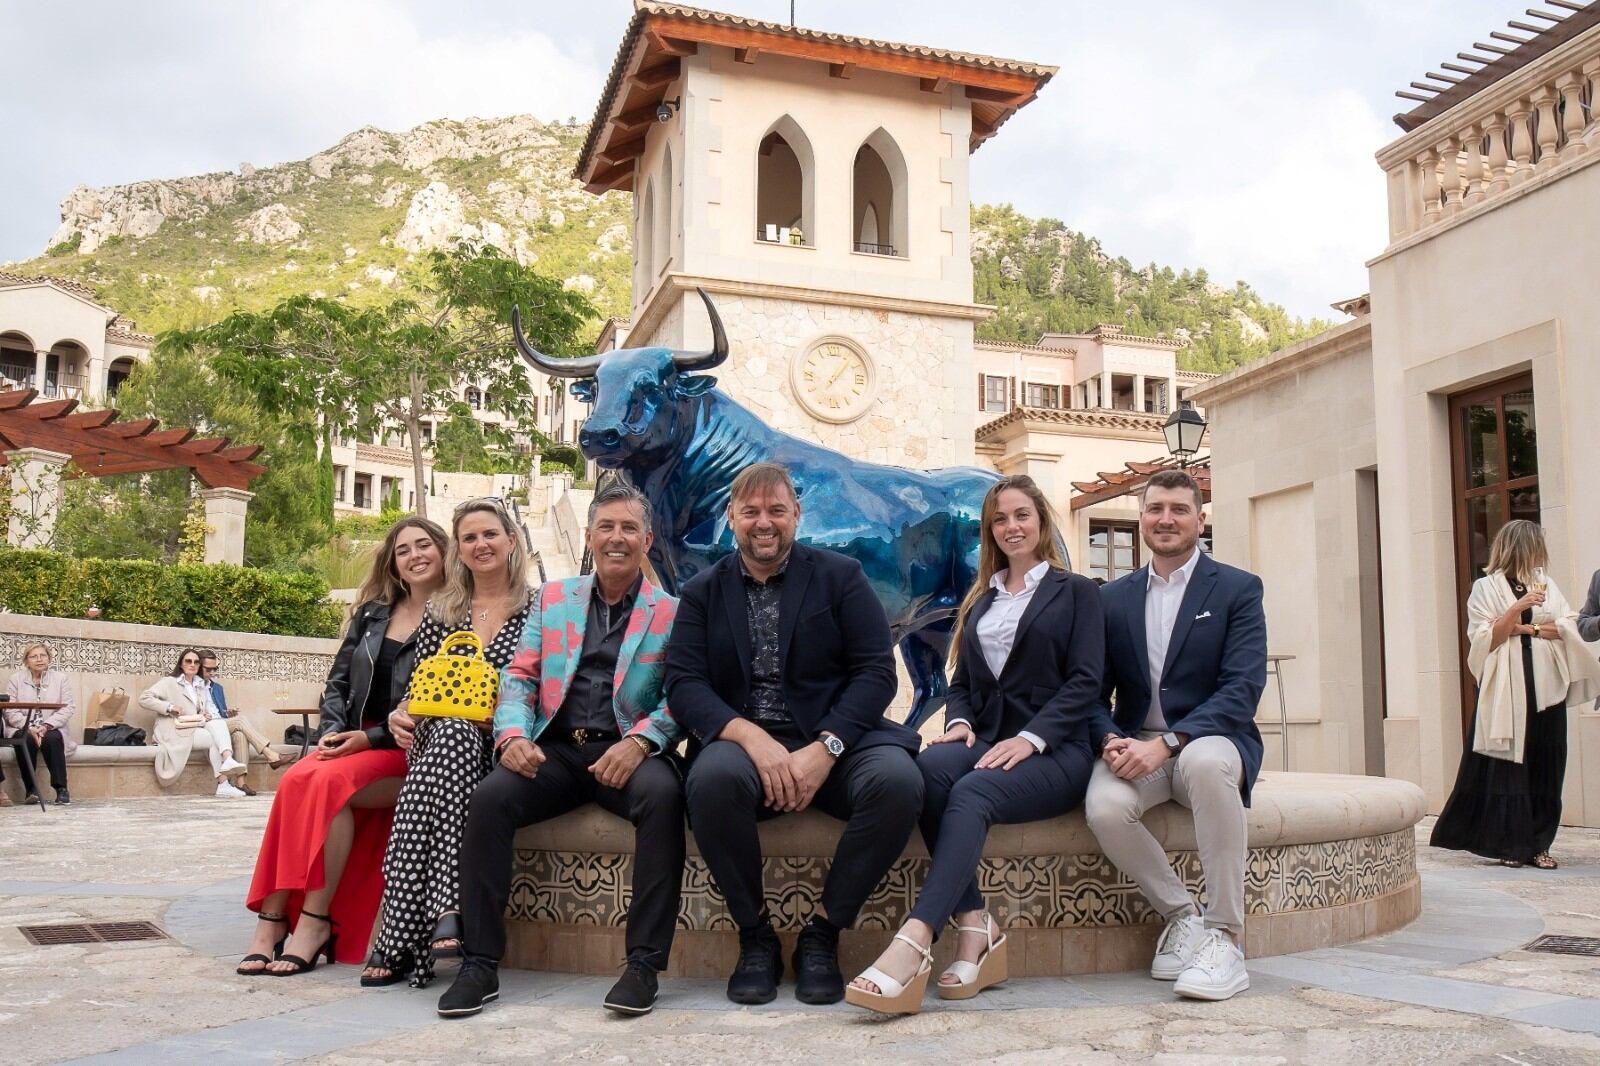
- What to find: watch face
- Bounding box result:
[823,734,845,755]
[794,340,874,423]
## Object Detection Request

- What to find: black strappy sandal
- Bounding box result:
[430,912,463,958]
[269,910,338,976]
[236,912,288,976]
[360,948,415,987]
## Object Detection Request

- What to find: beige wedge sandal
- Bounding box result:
[845,932,934,1015]
[936,913,1008,1001]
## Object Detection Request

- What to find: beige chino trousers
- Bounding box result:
[1083,733,1247,938]
[226,717,277,768]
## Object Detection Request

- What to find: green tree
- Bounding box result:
[161,241,597,519]
[52,345,327,567]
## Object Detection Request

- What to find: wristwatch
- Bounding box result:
[629,734,655,756]
[820,733,845,758]
[1161,732,1183,758]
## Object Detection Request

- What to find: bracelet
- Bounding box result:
[629,734,654,756]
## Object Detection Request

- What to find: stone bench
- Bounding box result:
[503,771,1426,978]
[0,736,294,801]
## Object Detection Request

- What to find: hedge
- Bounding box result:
[0,550,344,638]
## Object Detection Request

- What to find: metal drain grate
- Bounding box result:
[18,921,166,946]
[1526,935,1600,957]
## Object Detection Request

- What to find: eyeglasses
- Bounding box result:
[181,657,199,665]
[202,663,219,674]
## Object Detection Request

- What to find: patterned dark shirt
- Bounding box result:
[549,574,641,736]
[741,554,795,735]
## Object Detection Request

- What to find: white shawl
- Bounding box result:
[1466,573,1600,762]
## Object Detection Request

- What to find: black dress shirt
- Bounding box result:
[549,574,642,736]
[741,554,796,737]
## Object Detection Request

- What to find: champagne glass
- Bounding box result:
[1531,567,1548,595]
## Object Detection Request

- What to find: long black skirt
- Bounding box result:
[1431,697,1567,864]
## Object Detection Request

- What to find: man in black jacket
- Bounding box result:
[666,462,923,1006]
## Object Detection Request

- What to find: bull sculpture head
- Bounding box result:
[512,287,729,469]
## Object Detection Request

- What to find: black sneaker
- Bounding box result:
[604,958,660,1016]
[436,963,499,1018]
[54,788,70,805]
[791,920,844,1004]
[727,923,783,1005]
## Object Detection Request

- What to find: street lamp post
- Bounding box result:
[1162,401,1208,467]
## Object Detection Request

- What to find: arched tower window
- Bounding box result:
[756,116,814,246]
[852,129,908,257]
[637,179,657,294]
[657,145,673,276]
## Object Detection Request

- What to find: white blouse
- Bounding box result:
[952,560,1052,752]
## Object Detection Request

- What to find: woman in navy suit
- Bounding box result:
[846,475,1104,1014]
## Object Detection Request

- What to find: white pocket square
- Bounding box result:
[1195,610,1213,620]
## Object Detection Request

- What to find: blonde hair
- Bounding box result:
[351,515,450,620]
[429,498,531,624]
[19,642,51,669]
[948,475,1068,667]
[1485,519,1548,586]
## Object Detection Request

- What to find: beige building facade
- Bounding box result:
[1191,14,1600,825]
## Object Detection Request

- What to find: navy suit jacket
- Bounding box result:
[210,680,230,717]
[1090,552,1268,804]
[665,542,918,757]
[946,567,1103,753]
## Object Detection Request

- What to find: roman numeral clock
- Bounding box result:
[792,338,877,424]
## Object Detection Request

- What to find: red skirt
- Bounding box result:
[246,747,408,964]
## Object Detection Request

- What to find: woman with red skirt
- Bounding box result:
[238,516,449,975]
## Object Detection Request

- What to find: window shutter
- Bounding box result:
[1009,376,1017,410]
[977,372,985,411]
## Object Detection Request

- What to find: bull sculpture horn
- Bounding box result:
[511,286,728,376]
[511,306,608,378]
[671,287,729,372]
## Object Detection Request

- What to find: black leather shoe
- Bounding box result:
[792,922,844,1004]
[727,923,783,1005]
[54,788,70,805]
[604,958,659,1015]
[436,963,499,1018]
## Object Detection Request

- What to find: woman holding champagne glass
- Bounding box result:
[1432,520,1600,869]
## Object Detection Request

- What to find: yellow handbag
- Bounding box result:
[408,630,500,721]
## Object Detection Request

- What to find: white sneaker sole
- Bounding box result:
[1150,958,1188,981]
[1173,970,1249,1001]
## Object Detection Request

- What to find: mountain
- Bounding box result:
[9,115,1326,370]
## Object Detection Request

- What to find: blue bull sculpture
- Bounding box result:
[513,288,1000,728]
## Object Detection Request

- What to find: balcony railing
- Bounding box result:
[853,241,898,256]
[0,366,89,399]
[1379,29,1599,245]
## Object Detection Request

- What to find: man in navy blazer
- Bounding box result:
[1083,469,1266,1003]
[199,651,284,791]
[666,463,923,1007]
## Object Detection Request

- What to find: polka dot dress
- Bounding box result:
[371,601,529,985]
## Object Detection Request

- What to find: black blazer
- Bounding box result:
[945,566,1104,753]
[318,600,418,748]
[665,542,918,755]
[1090,552,1267,804]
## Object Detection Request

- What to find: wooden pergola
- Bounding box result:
[0,387,266,489]
[1070,455,1211,511]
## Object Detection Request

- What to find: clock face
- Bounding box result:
[793,340,875,423]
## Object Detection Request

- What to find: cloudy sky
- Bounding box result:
[0,0,1518,318]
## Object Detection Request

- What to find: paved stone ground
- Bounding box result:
[4,797,1600,1065]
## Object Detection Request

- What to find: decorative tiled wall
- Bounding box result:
[507,828,1416,933]
[0,632,332,684]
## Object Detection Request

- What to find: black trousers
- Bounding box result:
[685,738,923,932]
[3,728,68,790]
[459,739,685,971]
[908,738,1092,932]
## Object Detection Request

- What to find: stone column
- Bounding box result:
[1100,371,1112,410]
[33,350,48,392]
[87,355,105,403]
[1134,374,1146,412]
[200,487,253,565]
[4,447,71,549]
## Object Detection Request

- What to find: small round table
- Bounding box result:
[271,708,322,759]
[2,701,66,812]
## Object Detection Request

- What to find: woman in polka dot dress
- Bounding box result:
[362,498,532,987]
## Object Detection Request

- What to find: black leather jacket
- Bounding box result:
[318,600,418,747]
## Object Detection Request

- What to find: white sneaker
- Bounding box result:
[1173,928,1249,1001]
[216,781,248,798]
[218,756,246,775]
[1150,914,1205,980]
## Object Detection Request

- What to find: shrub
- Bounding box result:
[0,549,343,638]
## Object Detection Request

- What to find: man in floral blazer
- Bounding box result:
[441,483,682,1019]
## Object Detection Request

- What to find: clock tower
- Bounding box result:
[576,2,1054,468]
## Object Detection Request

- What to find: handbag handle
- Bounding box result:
[440,630,486,659]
